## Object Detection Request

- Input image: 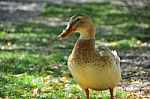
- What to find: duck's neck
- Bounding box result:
[72,37,96,55]
[78,37,95,43]
[79,23,95,38]
[72,23,96,54]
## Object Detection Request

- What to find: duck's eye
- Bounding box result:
[76,18,80,21]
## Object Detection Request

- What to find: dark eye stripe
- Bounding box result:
[76,18,80,21]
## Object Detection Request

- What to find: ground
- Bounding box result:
[0,0,150,99]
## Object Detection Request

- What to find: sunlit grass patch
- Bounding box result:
[109,38,139,48]
[0,73,34,98]
[1,72,128,98]
[0,66,129,99]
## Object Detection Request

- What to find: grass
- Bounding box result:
[0,73,128,98]
[0,1,150,99]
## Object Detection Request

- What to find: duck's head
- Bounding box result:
[58,13,95,39]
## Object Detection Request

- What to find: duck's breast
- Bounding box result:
[68,53,121,90]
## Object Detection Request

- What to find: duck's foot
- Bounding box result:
[109,87,114,99]
[84,88,89,99]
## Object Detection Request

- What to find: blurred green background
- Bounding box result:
[0,0,150,98]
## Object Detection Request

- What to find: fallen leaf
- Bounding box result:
[41,77,49,83]
[41,86,52,92]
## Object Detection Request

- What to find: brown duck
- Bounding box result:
[58,13,121,99]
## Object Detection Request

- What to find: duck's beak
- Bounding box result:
[58,24,75,38]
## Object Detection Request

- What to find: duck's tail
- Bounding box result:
[111,50,120,68]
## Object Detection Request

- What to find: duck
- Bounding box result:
[58,13,121,99]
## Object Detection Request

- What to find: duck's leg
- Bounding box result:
[84,88,89,99]
[109,87,114,99]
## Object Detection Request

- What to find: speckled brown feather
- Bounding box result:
[69,38,114,68]
[68,37,121,90]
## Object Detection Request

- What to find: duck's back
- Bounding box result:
[68,38,121,90]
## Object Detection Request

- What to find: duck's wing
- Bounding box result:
[96,45,120,68]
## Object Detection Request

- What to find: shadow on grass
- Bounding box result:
[41,2,150,42]
[0,22,70,75]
